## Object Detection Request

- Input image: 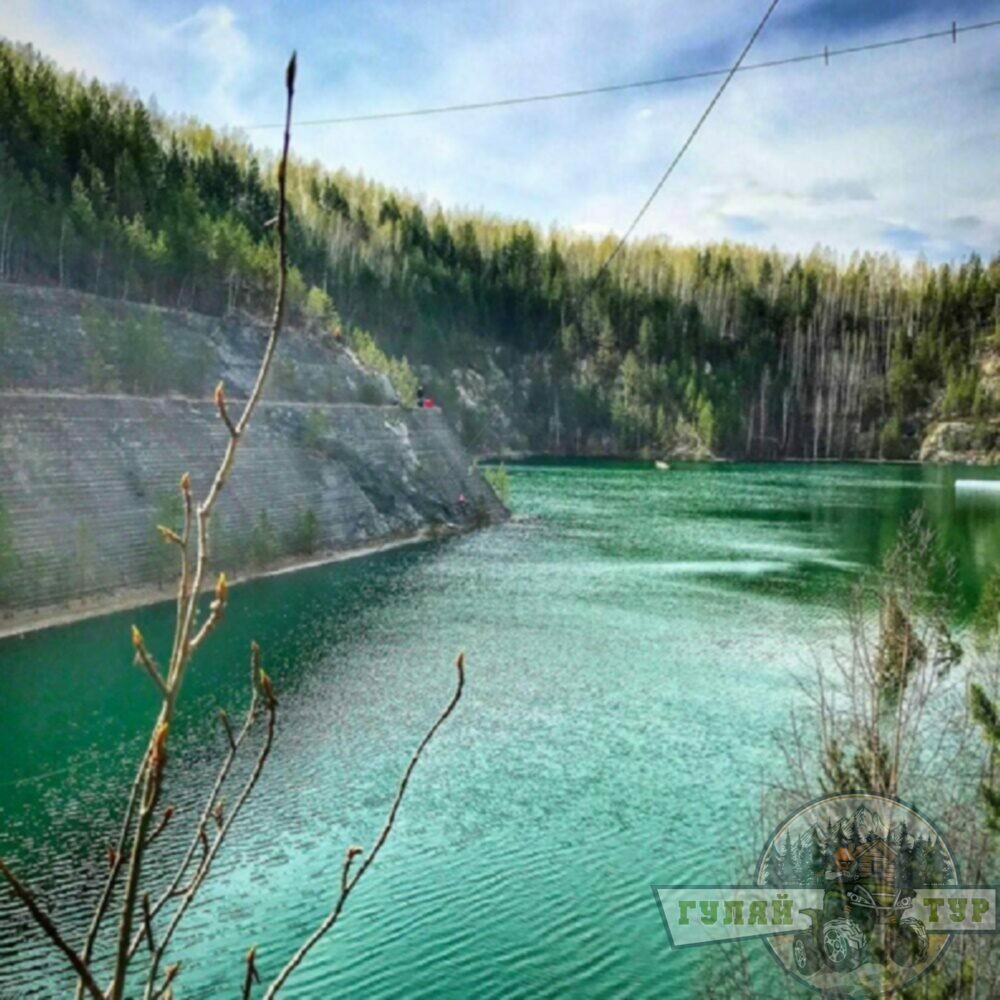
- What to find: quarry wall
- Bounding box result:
[0,284,504,627]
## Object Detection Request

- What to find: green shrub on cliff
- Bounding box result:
[302,408,330,450]
[288,508,320,555]
[0,498,17,590]
[249,509,279,567]
[350,329,417,406]
[0,295,16,387]
[695,396,716,452]
[942,368,979,417]
[303,286,340,333]
[119,311,169,394]
[483,463,510,505]
[880,416,905,459]
[81,301,170,395]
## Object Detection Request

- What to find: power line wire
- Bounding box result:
[462,0,783,456]
[596,0,781,278]
[241,18,1000,130]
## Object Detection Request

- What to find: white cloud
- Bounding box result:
[1,0,997,261]
[165,5,257,122]
[0,2,270,129]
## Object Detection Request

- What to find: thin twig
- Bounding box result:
[263,653,465,997]
[188,575,228,652]
[75,752,146,999]
[123,669,261,963]
[215,382,238,438]
[0,859,104,1000]
[132,626,169,699]
[145,698,277,997]
[170,472,193,665]
[106,52,296,1000]
[146,805,175,849]
[141,893,156,953]
[243,946,261,1000]
[219,708,236,751]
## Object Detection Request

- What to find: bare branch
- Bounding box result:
[124,667,260,963]
[132,626,169,698]
[214,382,238,439]
[145,696,277,997]
[110,723,169,998]
[219,709,236,751]
[341,846,362,894]
[141,893,156,953]
[75,753,146,999]
[105,53,297,1000]
[242,946,261,1000]
[172,50,296,683]
[264,652,465,997]
[188,574,228,652]
[0,859,104,1000]
[151,962,180,1000]
[146,805,175,849]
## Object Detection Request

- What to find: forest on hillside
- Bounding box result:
[1,39,997,458]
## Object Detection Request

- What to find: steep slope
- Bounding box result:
[0,285,504,629]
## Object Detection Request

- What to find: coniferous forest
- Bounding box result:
[1,39,997,459]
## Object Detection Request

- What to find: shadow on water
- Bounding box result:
[696,463,1000,612]
[0,544,434,798]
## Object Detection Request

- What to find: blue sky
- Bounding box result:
[2,0,998,262]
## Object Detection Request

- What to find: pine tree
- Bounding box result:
[970,684,1000,833]
[809,828,827,885]
[766,840,787,887]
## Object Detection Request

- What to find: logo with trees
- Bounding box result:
[654,793,996,997]
[756,794,960,994]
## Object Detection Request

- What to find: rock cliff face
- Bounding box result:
[438,343,1000,466]
[918,350,1000,466]
[918,419,1000,466]
[0,283,396,403]
[0,284,504,625]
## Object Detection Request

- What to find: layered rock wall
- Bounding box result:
[0,284,503,622]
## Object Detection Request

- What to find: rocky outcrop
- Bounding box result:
[0,283,395,403]
[661,421,715,462]
[0,284,504,625]
[979,349,1000,411]
[918,419,1000,466]
[918,348,1000,465]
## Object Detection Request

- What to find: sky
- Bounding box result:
[2,0,998,262]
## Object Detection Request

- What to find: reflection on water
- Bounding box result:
[0,462,997,997]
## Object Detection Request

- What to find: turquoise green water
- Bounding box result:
[1,462,998,997]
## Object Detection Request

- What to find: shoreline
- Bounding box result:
[0,522,479,641]
[476,452,994,468]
